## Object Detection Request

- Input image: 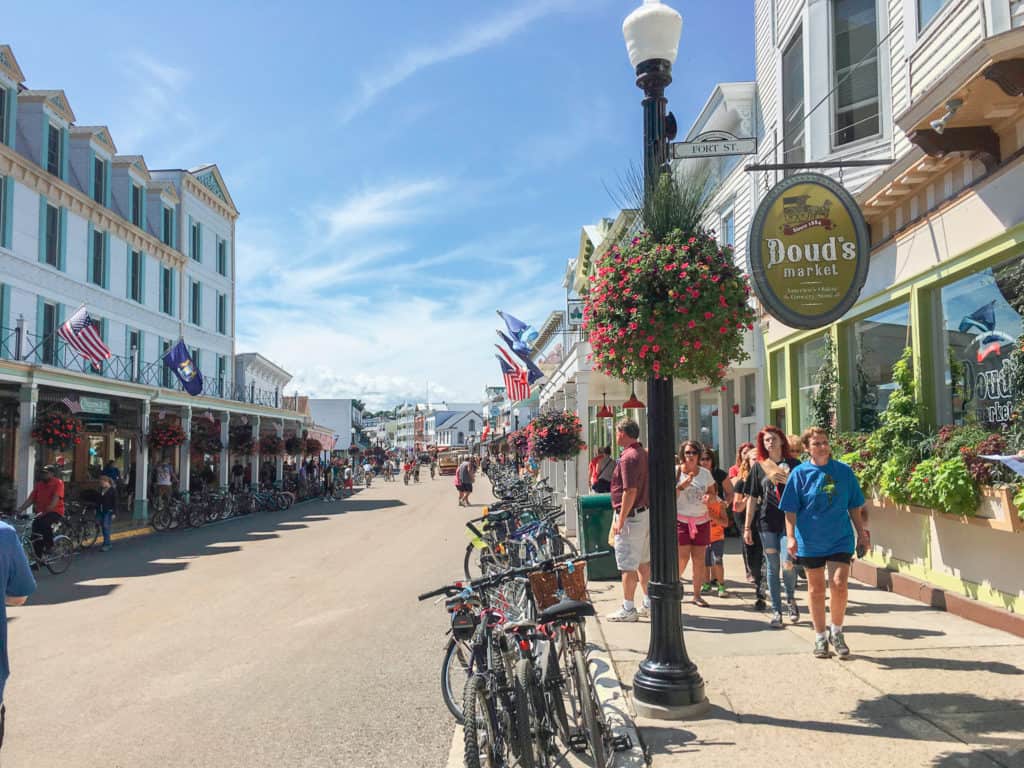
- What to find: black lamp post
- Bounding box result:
[623,0,709,718]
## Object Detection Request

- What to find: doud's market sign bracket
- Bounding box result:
[746,173,870,330]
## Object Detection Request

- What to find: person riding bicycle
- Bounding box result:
[15,465,65,558]
[362,459,373,487]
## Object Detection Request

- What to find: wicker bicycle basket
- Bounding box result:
[528,561,588,610]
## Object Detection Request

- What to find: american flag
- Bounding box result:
[61,396,82,414]
[497,356,530,401]
[57,306,112,363]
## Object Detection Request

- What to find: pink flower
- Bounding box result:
[704,312,713,320]
[687,320,696,329]
[694,341,702,350]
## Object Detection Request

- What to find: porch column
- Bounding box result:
[15,383,38,506]
[134,400,150,521]
[275,420,285,488]
[250,416,261,490]
[219,413,230,489]
[178,405,192,493]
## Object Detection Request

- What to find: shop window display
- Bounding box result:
[937,256,1023,428]
[698,390,719,452]
[795,335,827,430]
[851,303,911,431]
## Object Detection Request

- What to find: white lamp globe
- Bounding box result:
[622,0,683,70]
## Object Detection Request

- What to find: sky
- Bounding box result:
[4,0,755,411]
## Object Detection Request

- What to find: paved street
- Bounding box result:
[4,476,474,768]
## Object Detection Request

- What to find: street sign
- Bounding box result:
[671,130,757,160]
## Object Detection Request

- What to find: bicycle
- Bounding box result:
[4,514,73,575]
[59,501,101,550]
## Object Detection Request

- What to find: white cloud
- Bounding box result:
[339,0,575,124]
[316,179,448,242]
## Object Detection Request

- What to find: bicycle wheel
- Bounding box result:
[44,535,73,575]
[78,518,100,549]
[541,640,571,749]
[572,649,607,768]
[464,543,509,581]
[441,637,472,723]
[514,657,550,768]
[188,504,206,528]
[463,674,501,768]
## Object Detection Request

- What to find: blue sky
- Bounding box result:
[5,0,754,410]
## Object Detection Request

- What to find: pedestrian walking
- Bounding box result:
[779,427,867,658]
[590,446,615,493]
[96,474,117,551]
[746,426,801,627]
[699,448,733,598]
[675,441,714,606]
[455,455,474,506]
[606,419,650,622]
[729,442,755,582]
[155,456,177,503]
[0,512,35,756]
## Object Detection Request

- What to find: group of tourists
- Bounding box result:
[604,418,868,660]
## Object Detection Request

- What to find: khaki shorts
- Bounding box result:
[613,509,650,571]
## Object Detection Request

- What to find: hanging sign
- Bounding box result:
[747,173,870,330]
[79,396,111,415]
[670,130,757,160]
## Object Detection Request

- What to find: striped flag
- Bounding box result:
[61,396,82,414]
[57,306,111,363]
[496,355,530,401]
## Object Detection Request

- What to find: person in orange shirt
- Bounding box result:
[16,465,65,559]
[700,448,734,598]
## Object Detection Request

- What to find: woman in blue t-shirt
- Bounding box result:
[779,426,868,660]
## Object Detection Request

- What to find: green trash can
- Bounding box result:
[576,493,619,580]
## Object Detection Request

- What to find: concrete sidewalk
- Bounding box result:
[589,539,1024,768]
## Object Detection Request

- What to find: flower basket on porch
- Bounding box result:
[305,438,323,455]
[149,420,186,449]
[284,436,303,455]
[32,411,84,450]
[509,431,529,452]
[191,419,223,454]
[259,434,284,455]
[229,424,255,454]
[526,411,586,461]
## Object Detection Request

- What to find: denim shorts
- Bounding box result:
[704,539,725,566]
[613,510,650,571]
[759,530,792,566]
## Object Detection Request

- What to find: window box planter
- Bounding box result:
[868,487,1022,533]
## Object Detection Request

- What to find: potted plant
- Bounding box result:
[284,435,303,455]
[305,438,323,455]
[229,424,255,454]
[259,434,284,455]
[526,411,586,461]
[149,420,186,449]
[32,411,84,450]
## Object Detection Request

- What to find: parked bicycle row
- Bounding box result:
[420,467,627,768]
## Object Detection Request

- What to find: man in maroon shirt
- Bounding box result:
[607,419,651,622]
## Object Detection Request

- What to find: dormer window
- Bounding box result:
[46,123,62,176]
[162,207,174,247]
[0,89,7,146]
[93,156,107,204]
[131,183,143,227]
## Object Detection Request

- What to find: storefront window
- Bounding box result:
[673,395,689,448]
[796,334,827,430]
[851,303,911,431]
[740,374,757,418]
[698,391,720,453]
[937,256,1023,427]
[770,349,787,400]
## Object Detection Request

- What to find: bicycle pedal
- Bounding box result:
[567,733,589,753]
[611,734,633,752]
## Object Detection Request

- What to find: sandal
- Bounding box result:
[691,597,710,608]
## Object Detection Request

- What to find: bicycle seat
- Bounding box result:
[503,620,537,633]
[538,598,596,623]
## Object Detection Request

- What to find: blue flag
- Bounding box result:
[958,300,996,334]
[496,332,544,385]
[163,339,204,396]
[498,310,539,349]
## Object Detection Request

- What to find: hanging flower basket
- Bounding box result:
[526,411,586,461]
[259,434,284,455]
[229,424,256,454]
[305,438,323,455]
[284,435,303,455]
[32,411,84,450]
[584,228,756,384]
[190,419,223,454]
[149,420,186,448]
[509,430,529,452]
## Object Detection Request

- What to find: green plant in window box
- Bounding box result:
[1013,485,1024,522]
[909,455,978,517]
[879,447,915,505]
[811,333,838,435]
[861,349,925,492]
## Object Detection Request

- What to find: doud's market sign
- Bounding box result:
[747,173,870,330]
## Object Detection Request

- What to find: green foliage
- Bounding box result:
[908,456,978,516]
[906,457,942,510]
[879,447,915,505]
[931,424,991,460]
[1014,485,1024,521]
[861,349,924,491]
[810,333,838,435]
[621,166,714,244]
[1007,333,1024,452]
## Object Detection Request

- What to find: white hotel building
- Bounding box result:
[0,44,308,517]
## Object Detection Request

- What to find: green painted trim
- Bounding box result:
[37,195,46,264]
[139,251,146,306]
[60,128,69,181]
[104,160,112,208]
[0,284,10,353]
[830,324,849,432]
[2,176,13,248]
[785,342,799,436]
[58,207,67,271]
[87,222,95,284]
[40,120,48,168]
[102,229,110,288]
[88,148,95,203]
[909,284,935,427]
[35,296,43,347]
[5,87,16,147]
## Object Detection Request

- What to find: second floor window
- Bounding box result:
[42,301,57,365]
[217,293,227,334]
[217,238,227,276]
[918,0,951,32]
[91,229,106,287]
[721,210,735,247]
[833,0,880,147]
[162,207,174,247]
[190,280,201,325]
[161,267,174,315]
[0,177,7,249]
[129,250,143,303]
[190,220,201,261]
[44,204,60,267]
[782,29,805,170]
[93,157,106,204]
[46,124,61,176]
[131,184,143,227]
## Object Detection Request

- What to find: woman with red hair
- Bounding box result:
[729,442,755,582]
[744,426,801,627]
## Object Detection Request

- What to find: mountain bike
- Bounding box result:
[4,515,73,575]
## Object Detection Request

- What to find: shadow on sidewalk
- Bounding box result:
[856,654,1024,675]
[23,496,407,607]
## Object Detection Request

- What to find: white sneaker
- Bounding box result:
[637,603,650,617]
[606,606,639,623]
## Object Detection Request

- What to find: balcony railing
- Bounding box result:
[1,324,296,411]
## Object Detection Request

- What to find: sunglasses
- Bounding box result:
[683,450,698,455]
